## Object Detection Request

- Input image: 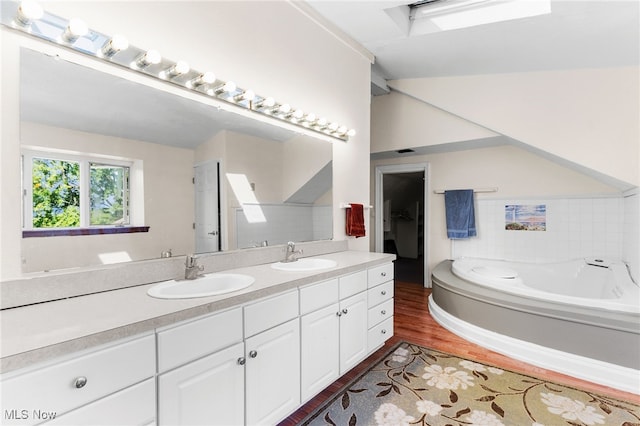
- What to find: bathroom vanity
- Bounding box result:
[0,245,395,425]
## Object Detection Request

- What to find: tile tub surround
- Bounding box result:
[452,195,627,263]
[0,248,395,374]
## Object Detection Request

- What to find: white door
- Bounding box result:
[157,342,245,426]
[300,303,340,402]
[245,319,300,426]
[339,291,368,374]
[194,161,220,253]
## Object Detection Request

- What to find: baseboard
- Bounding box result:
[428,295,640,395]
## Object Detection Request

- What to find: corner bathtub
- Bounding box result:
[430,258,640,394]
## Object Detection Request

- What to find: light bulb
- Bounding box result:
[190,72,216,88]
[222,81,236,93]
[135,49,161,69]
[15,0,43,27]
[262,97,276,107]
[173,61,190,75]
[61,18,88,44]
[212,80,236,95]
[317,117,328,128]
[101,34,129,58]
[337,125,348,135]
[234,89,255,102]
[346,129,356,137]
[328,122,339,132]
[305,113,317,124]
[292,109,304,120]
[279,104,291,114]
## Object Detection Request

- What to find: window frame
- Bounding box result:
[22,149,146,237]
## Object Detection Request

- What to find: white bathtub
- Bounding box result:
[451,257,640,314]
[430,258,640,393]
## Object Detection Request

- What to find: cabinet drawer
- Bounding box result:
[339,270,367,299]
[45,378,155,425]
[300,279,339,315]
[367,280,394,308]
[368,317,394,353]
[157,307,243,372]
[368,263,394,288]
[368,299,394,328]
[244,290,299,337]
[1,334,155,425]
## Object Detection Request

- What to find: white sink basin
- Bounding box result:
[147,273,255,299]
[271,258,337,272]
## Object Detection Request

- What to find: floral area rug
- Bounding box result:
[302,342,640,426]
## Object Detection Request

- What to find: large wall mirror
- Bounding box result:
[19,47,333,273]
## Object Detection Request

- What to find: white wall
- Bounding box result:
[371,145,621,276]
[387,67,640,188]
[0,2,372,279]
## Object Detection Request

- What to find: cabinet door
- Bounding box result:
[158,342,245,426]
[44,379,155,425]
[301,303,340,402]
[339,291,368,374]
[245,319,300,426]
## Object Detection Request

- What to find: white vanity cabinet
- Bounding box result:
[367,263,395,352]
[156,290,300,426]
[300,268,387,403]
[243,290,300,426]
[0,333,156,426]
[156,307,245,426]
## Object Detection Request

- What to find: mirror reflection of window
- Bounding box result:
[23,150,133,230]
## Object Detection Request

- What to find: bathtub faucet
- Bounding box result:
[283,241,303,263]
[185,254,204,280]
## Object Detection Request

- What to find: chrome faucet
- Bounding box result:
[283,241,303,263]
[185,254,204,280]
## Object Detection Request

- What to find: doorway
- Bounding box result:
[374,163,429,287]
[194,160,221,253]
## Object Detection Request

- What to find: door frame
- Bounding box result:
[374,162,430,287]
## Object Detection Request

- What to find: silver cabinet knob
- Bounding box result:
[381,310,387,315]
[381,329,387,334]
[381,272,386,277]
[74,376,88,389]
[249,350,258,358]
[381,290,387,296]
[237,357,246,365]
[342,308,348,315]
[336,311,342,317]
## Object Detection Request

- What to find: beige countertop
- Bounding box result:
[0,251,395,374]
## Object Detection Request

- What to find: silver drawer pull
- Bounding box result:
[237,357,246,365]
[381,290,386,296]
[249,350,258,358]
[73,376,88,389]
[381,310,386,315]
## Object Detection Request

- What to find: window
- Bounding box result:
[22,150,141,236]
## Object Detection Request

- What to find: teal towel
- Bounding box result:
[444,190,477,239]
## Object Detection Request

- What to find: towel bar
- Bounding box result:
[433,187,497,194]
[340,203,373,209]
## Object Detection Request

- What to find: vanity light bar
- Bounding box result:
[2,0,357,142]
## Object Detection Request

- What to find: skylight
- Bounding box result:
[409,0,551,32]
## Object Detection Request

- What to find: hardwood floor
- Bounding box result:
[280,280,639,425]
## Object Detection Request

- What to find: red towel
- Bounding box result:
[346,203,366,238]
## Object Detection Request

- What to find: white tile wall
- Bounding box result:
[235,204,332,249]
[453,196,626,263]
